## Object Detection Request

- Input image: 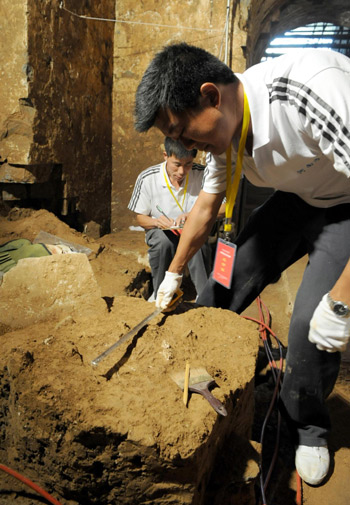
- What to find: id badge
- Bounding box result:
[212,238,237,289]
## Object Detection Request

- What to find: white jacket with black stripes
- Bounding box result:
[204,48,350,208]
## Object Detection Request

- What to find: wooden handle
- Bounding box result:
[183,362,190,407]
[197,387,228,417]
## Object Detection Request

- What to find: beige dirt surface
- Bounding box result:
[0,208,349,505]
[0,208,260,505]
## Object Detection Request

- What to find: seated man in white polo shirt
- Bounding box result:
[128,137,214,299]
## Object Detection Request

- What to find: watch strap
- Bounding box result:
[327,292,350,318]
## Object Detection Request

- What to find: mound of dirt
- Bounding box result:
[0,209,261,505]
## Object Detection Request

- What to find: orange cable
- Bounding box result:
[0,464,63,505]
[296,470,303,505]
[245,304,303,505]
[243,302,285,503]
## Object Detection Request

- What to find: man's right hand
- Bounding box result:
[156,215,175,230]
[156,271,183,310]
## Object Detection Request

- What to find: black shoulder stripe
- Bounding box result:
[128,165,160,211]
[192,162,205,171]
[268,78,350,166]
[269,78,348,142]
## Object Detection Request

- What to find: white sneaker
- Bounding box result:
[295,445,330,485]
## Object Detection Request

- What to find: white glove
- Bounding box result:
[156,271,183,310]
[308,293,350,352]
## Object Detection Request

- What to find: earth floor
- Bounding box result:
[0,209,349,505]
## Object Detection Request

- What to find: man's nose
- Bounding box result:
[180,136,196,150]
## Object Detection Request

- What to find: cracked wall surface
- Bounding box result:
[0,0,114,234]
[1,0,350,233]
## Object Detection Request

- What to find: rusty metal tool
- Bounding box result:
[91,289,183,366]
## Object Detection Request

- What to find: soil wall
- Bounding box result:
[111,0,248,231]
[0,0,114,234]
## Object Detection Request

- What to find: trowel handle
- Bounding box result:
[170,288,183,306]
[161,288,183,312]
[199,388,228,417]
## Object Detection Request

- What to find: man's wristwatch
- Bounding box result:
[327,292,350,318]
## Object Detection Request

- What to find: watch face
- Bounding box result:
[333,302,350,317]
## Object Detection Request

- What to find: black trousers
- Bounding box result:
[197,191,350,446]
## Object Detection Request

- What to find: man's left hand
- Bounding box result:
[308,293,350,352]
[175,213,188,228]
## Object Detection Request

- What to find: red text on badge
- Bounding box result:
[212,239,237,289]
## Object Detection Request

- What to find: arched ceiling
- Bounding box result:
[246,0,350,65]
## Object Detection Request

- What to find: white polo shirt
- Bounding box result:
[203,48,350,208]
[128,161,205,219]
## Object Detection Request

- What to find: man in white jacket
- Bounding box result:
[134,43,350,486]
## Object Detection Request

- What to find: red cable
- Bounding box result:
[243,303,285,504]
[243,305,303,505]
[0,464,63,505]
[242,315,277,338]
[257,296,269,342]
[296,471,303,505]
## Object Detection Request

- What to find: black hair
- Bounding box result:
[135,42,237,132]
[164,137,197,159]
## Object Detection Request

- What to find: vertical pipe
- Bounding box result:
[224,0,231,64]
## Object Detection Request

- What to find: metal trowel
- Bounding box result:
[171,367,228,416]
[91,289,183,366]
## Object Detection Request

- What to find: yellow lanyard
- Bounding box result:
[163,162,189,212]
[224,90,250,234]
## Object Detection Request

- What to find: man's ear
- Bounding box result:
[199,82,220,107]
[163,151,168,161]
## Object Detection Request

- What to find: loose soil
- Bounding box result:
[0,208,349,505]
